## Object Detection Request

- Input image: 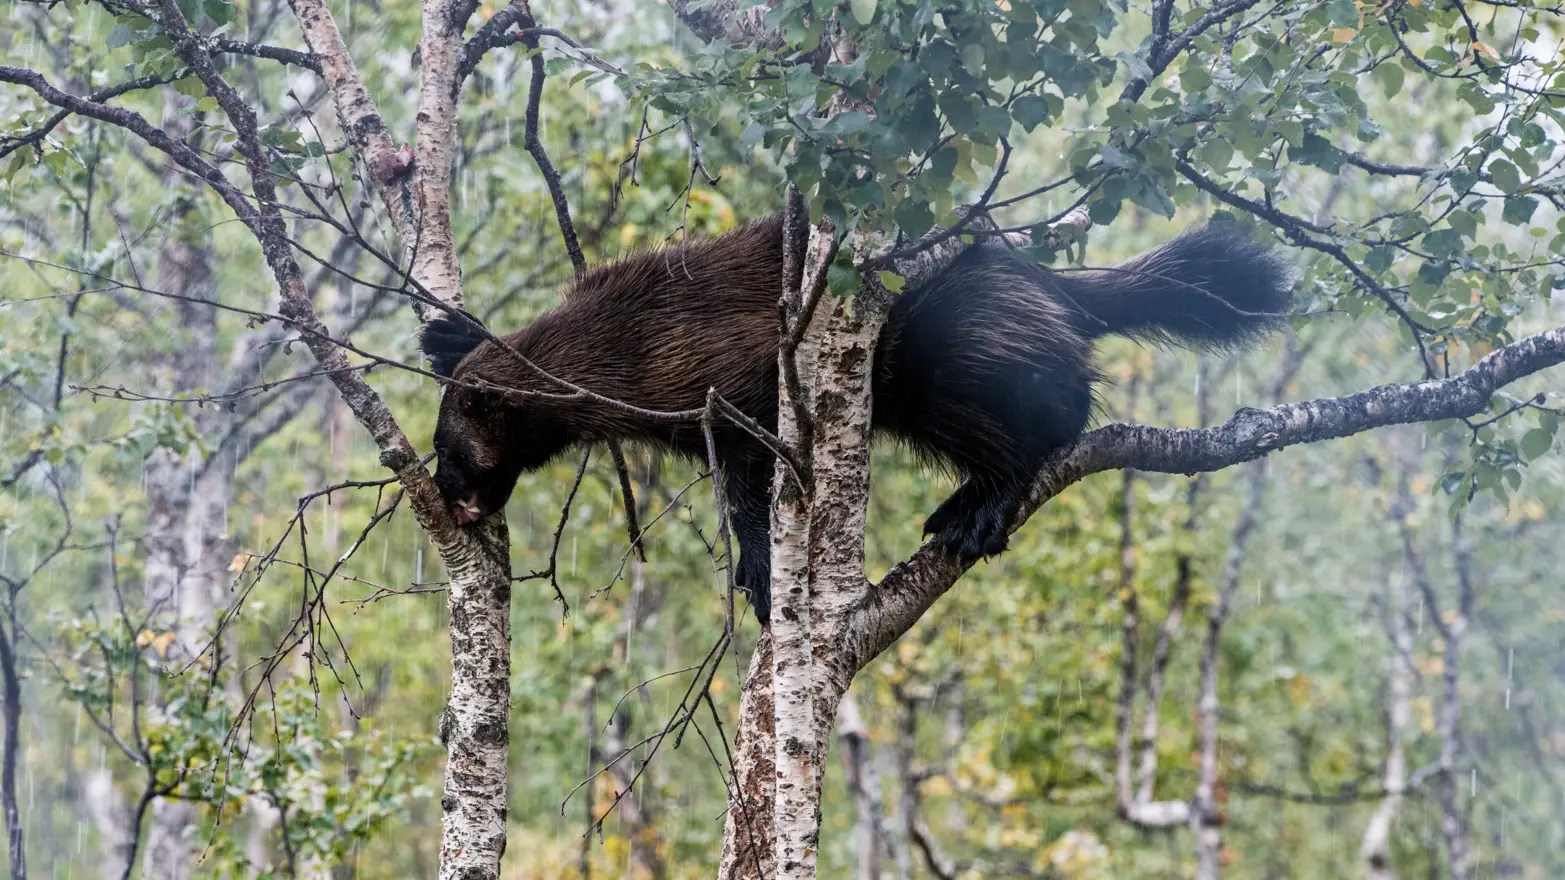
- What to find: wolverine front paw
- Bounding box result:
[923,482,1016,559]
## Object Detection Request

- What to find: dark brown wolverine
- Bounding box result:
[420,215,1292,623]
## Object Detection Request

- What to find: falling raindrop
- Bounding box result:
[1504,647,1513,709]
[571,535,577,576]
[416,547,424,585]
[381,537,389,578]
[1471,768,1477,798]
[1235,370,1242,408]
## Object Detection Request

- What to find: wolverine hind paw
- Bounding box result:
[923,482,1018,560]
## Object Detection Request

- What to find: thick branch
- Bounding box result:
[667,0,779,47]
[859,322,1565,663]
[285,0,415,234]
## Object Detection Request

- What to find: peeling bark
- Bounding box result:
[719,638,777,878]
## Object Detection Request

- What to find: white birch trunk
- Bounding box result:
[1360,563,1412,879]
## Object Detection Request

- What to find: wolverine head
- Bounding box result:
[420,314,567,525]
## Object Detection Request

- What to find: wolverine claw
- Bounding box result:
[924,482,1018,561]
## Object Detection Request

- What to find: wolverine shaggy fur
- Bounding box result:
[421,215,1291,623]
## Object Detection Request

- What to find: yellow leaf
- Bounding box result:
[1472,41,1501,61]
[228,552,251,573]
[1330,27,1357,42]
[136,630,156,648]
[152,631,176,658]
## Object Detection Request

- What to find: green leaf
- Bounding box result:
[204,0,234,27]
[1196,138,1234,172]
[196,96,220,112]
[876,270,906,293]
[1376,62,1404,98]
[849,0,876,25]
[1421,228,1462,258]
[1488,159,1522,194]
[827,261,860,297]
[544,56,572,78]
[1087,195,1122,225]
[894,199,934,238]
[1181,66,1211,92]
[1011,95,1051,132]
[172,76,205,98]
[1502,195,1538,224]
[3,152,27,183]
[1521,428,1553,460]
[1448,210,1478,240]
[740,121,765,150]
[1116,51,1152,82]
[106,23,135,49]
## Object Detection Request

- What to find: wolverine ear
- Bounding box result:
[420,310,487,378]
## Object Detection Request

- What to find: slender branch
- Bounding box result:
[0,70,185,160]
[510,7,586,273]
[210,39,321,72]
[0,66,258,227]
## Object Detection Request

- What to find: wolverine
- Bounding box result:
[420,214,1291,623]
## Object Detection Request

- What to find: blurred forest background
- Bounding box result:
[3,0,1564,877]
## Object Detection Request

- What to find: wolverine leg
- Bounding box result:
[720,448,775,623]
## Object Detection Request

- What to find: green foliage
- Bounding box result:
[50,615,430,877]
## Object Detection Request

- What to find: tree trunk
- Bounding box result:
[836,691,886,880]
[81,766,130,880]
[1360,551,1412,879]
[139,118,217,874]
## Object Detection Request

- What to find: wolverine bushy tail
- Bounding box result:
[1060,222,1292,348]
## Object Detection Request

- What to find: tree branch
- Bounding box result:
[859,322,1565,664]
